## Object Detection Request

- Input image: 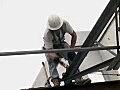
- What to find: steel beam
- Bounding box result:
[62,58,114,82]
[98,13,115,43]
[107,52,120,70]
[115,1,120,54]
[21,80,120,90]
[113,62,120,70]
[113,2,120,70]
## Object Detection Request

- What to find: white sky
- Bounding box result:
[0,0,110,90]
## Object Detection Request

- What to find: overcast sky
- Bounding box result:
[0,0,110,90]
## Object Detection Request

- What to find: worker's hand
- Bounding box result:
[70,46,75,48]
[48,53,60,60]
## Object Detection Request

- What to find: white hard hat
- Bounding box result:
[47,14,63,30]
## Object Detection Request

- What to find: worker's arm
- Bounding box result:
[43,30,62,60]
[63,20,77,48]
[70,31,77,48]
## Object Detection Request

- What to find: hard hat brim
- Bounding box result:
[47,18,63,30]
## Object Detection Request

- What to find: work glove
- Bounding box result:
[48,53,61,60]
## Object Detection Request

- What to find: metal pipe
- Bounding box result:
[95,41,117,56]
[0,46,119,56]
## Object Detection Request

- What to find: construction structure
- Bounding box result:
[0,0,120,89]
[21,0,120,89]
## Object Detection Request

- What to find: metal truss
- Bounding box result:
[62,0,120,83]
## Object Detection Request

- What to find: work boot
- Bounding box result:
[76,78,91,85]
[52,78,60,87]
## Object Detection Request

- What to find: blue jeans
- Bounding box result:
[45,52,77,79]
[45,43,81,83]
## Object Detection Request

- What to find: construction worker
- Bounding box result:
[43,14,91,87]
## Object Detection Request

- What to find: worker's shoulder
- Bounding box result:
[63,20,72,28]
[63,19,69,25]
[44,28,52,37]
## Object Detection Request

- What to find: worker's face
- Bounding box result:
[53,29,60,33]
[50,26,62,33]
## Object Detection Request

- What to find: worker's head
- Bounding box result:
[47,14,63,30]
